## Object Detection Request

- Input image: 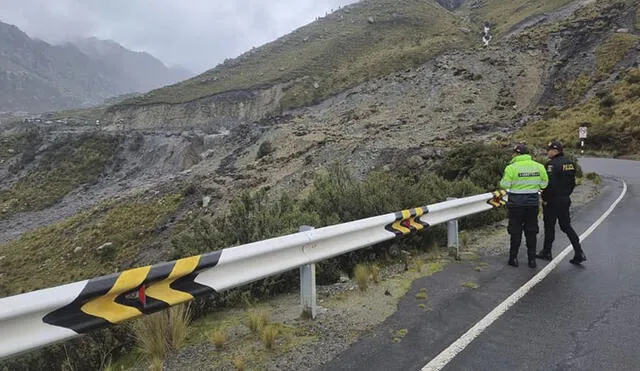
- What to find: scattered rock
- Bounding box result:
[459,27,471,34]
[313,82,320,89]
[406,155,425,169]
[202,196,212,208]
[0,255,5,261]
[73,246,83,253]
[7,149,15,154]
[616,28,630,33]
[339,275,349,283]
[96,242,113,251]
[367,17,375,24]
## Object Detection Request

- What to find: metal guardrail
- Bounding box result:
[0,190,506,359]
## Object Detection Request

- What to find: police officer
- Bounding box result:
[500,144,548,268]
[536,141,587,264]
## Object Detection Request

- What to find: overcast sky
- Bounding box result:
[0,0,358,74]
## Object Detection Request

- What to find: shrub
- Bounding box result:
[434,143,511,191]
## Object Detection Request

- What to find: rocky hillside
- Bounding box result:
[2,0,636,257]
[103,0,578,129]
[0,21,191,113]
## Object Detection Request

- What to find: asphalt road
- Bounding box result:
[318,158,639,371]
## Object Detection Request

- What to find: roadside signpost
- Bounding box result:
[579,126,587,154]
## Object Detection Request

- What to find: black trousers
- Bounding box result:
[543,200,583,254]
[508,206,539,261]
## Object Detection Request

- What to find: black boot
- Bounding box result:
[570,252,587,265]
[536,250,553,261]
[528,259,537,269]
[508,257,519,267]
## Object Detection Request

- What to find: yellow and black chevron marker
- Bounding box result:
[488,190,507,208]
[384,207,430,236]
[43,251,221,333]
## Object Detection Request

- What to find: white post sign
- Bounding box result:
[579,127,588,139]
[579,126,587,154]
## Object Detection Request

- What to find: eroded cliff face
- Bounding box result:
[102,83,289,130]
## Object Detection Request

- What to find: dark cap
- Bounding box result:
[513,143,528,154]
[548,141,563,152]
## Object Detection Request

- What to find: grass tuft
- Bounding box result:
[132,305,191,364]
[261,325,278,349]
[369,264,381,284]
[354,264,369,291]
[210,329,227,349]
[462,281,480,289]
[232,357,245,371]
[247,311,270,333]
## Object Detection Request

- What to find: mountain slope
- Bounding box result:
[0,22,191,113]
[115,0,474,109]
[105,0,589,129]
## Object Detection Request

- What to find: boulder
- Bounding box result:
[202,196,212,208]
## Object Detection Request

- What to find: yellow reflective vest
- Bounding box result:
[500,154,548,207]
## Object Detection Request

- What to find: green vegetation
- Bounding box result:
[392,328,409,343]
[415,288,428,300]
[114,0,472,111]
[171,163,503,296]
[566,73,592,103]
[595,33,639,76]
[517,68,640,156]
[0,133,121,217]
[462,281,479,289]
[0,193,183,296]
[585,172,602,185]
[0,129,42,162]
[434,143,510,191]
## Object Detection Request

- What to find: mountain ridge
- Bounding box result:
[0,20,192,113]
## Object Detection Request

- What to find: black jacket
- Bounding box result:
[542,155,576,202]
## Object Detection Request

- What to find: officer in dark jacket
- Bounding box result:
[536,141,587,265]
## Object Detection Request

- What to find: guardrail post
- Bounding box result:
[299,225,316,319]
[447,198,460,260]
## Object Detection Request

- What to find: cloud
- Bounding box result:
[0,0,357,73]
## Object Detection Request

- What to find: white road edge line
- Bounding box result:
[421,180,628,371]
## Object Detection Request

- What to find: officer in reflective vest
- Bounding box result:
[500,144,549,268]
[536,141,587,264]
